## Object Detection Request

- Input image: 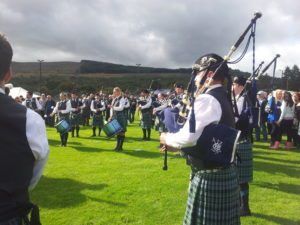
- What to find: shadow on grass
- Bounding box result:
[125,136,158,143]
[31,176,126,209]
[254,143,300,153]
[253,149,286,156]
[121,149,163,158]
[254,154,300,165]
[252,213,300,225]
[253,182,300,195]
[72,146,112,153]
[254,160,300,179]
[71,146,180,160]
[48,139,83,146]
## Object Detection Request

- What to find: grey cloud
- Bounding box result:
[0,0,299,71]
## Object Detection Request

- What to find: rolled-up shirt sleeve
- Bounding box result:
[165,94,222,149]
[26,109,49,190]
[141,98,152,109]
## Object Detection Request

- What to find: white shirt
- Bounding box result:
[52,100,72,114]
[140,96,152,109]
[165,85,222,149]
[0,88,49,191]
[234,94,245,122]
[278,101,294,122]
[90,100,106,112]
[124,98,130,109]
[22,97,42,111]
[110,96,125,116]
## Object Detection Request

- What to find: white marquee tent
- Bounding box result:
[5,84,40,98]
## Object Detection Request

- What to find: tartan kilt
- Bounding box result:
[70,113,81,126]
[236,140,253,183]
[112,111,127,132]
[140,111,152,129]
[57,113,70,123]
[92,114,104,128]
[183,166,240,225]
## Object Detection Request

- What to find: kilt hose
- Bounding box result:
[112,111,127,132]
[236,140,253,184]
[92,114,104,128]
[183,166,240,225]
[70,113,81,127]
[140,111,152,129]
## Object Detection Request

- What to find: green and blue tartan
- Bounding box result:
[140,111,152,129]
[183,166,240,225]
[58,113,70,123]
[236,140,253,183]
[112,111,127,132]
[92,114,104,128]
[70,113,81,126]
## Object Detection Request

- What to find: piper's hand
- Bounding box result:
[160,144,180,152]
[160,144,167,152]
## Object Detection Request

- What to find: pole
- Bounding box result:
[37,59,44,93]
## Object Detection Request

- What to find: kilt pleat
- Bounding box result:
[70,113,81,126]
[112,111,127,132]
[236,141,253,183]
[92,114,104,128]
[140,111,152,129]
[183,166,240,225]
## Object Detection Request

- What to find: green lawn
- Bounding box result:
[31,121,300,225]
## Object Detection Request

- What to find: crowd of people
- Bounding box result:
[7,82,300,152]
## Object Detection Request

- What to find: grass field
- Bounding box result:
[31,120,300,225]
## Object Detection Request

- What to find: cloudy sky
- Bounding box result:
[0,0,299,73]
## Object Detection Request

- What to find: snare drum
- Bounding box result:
[55,119,70,134]
[103,119,123,138]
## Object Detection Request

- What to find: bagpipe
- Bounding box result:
[161,12,262,170]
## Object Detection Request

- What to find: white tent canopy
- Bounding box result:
[9,87,40,99]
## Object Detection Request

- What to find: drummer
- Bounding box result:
[51,92,71,147]
[90,93,106,136]
[109,87,127,151]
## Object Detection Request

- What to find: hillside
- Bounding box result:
[10,59,274,96]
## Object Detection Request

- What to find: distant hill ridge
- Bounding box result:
[12,59,250,77]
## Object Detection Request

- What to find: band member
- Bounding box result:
[105,94,113,122]
[0,34,49,224]
[90,94,106,136]
[22,91,42,113]
[232,76,253,216]
[124,93,130,124]
[39,93,47,118]
[153,93,168,133]
[110,87,127,151]
[129,95,137,123]
[70,92,85,137]
[255,91,268,141]
[171,83,185,109]
[44,94,56,127]
[138,89,152,140]
[81,94,92,126]
[160,54,240,225]
[51,92,71,146]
